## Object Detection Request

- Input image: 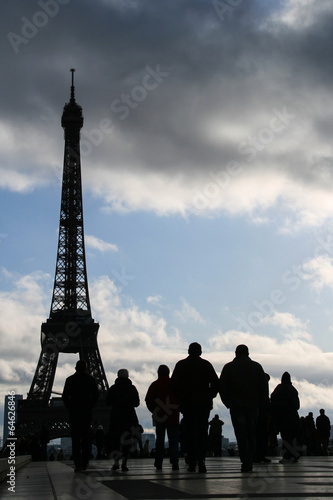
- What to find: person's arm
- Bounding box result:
[145,383,156,413]
[209,363,219,399]
[62,379,70,409]
[219,365,231,408]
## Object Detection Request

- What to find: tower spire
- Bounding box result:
[70,68,75,103]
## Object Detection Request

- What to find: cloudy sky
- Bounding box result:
[1,0,333,441]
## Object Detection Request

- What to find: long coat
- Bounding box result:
[106,377,140,439]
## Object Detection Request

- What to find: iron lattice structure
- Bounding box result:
[16,71,109,439]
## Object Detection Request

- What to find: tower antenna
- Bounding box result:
[70,68,76,102]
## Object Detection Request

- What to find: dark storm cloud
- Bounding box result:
[2,0,333,194]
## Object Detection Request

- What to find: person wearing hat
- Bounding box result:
[106,369,140,471]
[62,360,99,472]
[171,342,219,472]
[219,345,268,473]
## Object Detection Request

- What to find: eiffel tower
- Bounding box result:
[16,70,109,440]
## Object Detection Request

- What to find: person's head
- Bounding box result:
[117,368,129,379]
[75,360,87,373]
[281,371,291,384]
[320,408,325,415]
[157,365,170,377]
[235,344,249,357]
[188,342,202,357]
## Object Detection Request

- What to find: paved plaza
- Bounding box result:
[0,456,332,499]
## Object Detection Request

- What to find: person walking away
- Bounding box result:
[145,364,180,470]
[270,372,301,463]
[316,409,331,456]
[106,369,140,471]
[171,342,219,472]
[304,412,317,455]
[62,360,99,472]
[208,414,224,457]
[219,344,268,473]
[94,425,105,459]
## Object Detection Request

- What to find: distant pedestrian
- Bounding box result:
[171,342,219,472]
[303,412,317,455]
[145,364,180,470]
[208,414,224,457]
[94,425,105,459]
[270,372,301,463]
[143,439,150,457]
[316,409,331,456]
[219,344,268,473]
[106,369,140,472]
[62,360,99,472]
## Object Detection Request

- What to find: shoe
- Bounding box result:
[172,463,179,471]
[112,463,119,470]
[187,465,196,472]
[279,457,296,464]
[241,465,253,472]
[198,463,207,473]
[121,465,129,471]
[254,457,271,464]
[154,461,162,470]
[74,467,84,473]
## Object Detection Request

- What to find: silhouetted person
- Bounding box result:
[270,372,301,463]
[143,439,150,457]
[304,411,318,455]
[40,424,50,461]
[94,425,105,459]
[62,360,99,472]
[219,344,268,473]
[106,369,140,471]
[254,373,271,464]
[134,424,144,458]
[208,414,224,457]
[145,364,180,470]
[316,409,331,456]
[171,342,219,472]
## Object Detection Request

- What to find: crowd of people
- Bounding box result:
[61,344,331,473]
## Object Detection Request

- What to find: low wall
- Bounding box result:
[0,455,31,483]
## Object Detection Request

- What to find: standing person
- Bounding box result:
[170,342,219,472]
[316,409,331,456]
[270,372,301,463]
[62,360,99,472]
[94,425,105,459]
[219,344,268,473]
[254,373,271,464]
[208,414,224,457]
[145,364,180,470]
[304,412,317,455]
[106,369,140,472]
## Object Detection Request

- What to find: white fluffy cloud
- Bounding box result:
[1,271,332,438]
[85,235,118,253]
